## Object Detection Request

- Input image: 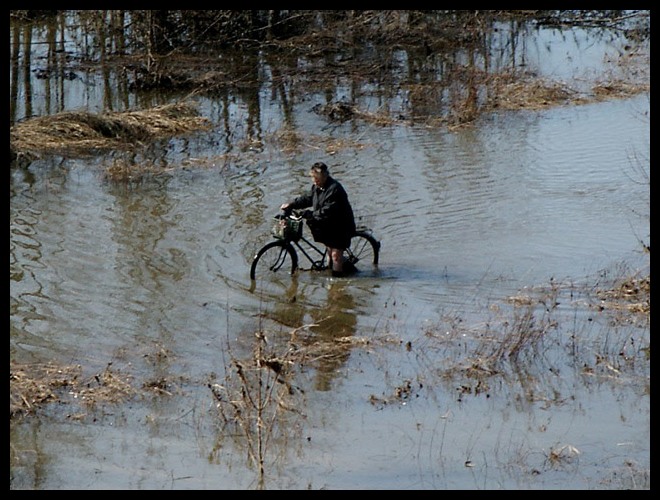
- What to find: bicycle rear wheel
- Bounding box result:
[250,240,298,281]
[347,231,380,268]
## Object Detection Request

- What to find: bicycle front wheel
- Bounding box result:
[347,231,380,268]
[250,240,298,281]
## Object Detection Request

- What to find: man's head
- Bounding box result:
[310,162,329,187]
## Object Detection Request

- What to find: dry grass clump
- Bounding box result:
[10,342,187,422]
[488,75,586,111]
[103,158,184,183]
[10,361,82,418]
[271,127,307,156]
[595,273,650,315]
[311,101,400,127]
[10,101,211,161]
[486,66,648,114]
[10,360,135,419]
[592,79,650,100]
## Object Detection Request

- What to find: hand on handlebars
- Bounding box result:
[280,203,292,216]
[279,203,311,220]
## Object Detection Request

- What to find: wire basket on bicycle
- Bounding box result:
[272,214,303,241]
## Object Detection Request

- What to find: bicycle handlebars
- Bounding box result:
[277,208,305,220]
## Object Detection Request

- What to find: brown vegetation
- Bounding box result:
[10,271,649,422]
[10,101,211,164]
[9,361,135,420]
[595,273,650,316]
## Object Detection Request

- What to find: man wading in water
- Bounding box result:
[281,162,357,277]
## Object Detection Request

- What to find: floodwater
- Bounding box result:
[10,14,650,490]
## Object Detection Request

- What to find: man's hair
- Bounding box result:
[310,162,329,174]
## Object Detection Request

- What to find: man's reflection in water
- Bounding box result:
[309,282,357,391]
[263,278,358,392]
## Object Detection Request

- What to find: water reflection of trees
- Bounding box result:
[9,10,649,132]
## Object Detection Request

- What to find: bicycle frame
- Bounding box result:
[288,234,329,270]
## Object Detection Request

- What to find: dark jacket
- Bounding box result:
[288,175,356,249]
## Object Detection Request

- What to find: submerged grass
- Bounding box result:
[10,260,649,488]
[10,101,211,165]
[11,263,648,416]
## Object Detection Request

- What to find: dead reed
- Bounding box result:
[10,101,211,162]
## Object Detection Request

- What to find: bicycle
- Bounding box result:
[250,209,380,282]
